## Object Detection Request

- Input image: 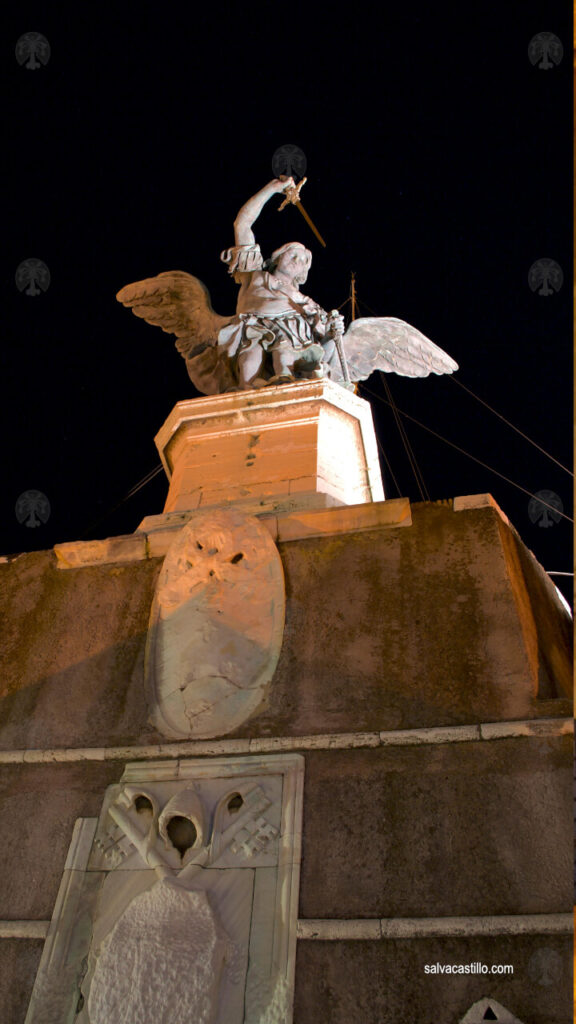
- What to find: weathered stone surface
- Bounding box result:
[0,762,123,919]
[0,940,44,1024]
[252,502,572,736]
[146,510,285,739]
[454,493,509,514]
[273,497,411,542]
[298,739,572,919]
[494,512,573,699]
[54,534,147,569]
[293,934,571,1024]
[0,503,571,752]
[0,552,163,751]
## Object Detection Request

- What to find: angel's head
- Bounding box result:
[266,242,312,285]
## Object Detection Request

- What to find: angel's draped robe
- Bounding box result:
[183,245,341,393]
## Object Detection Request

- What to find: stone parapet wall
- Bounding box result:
[294,934,572,1024]
[0,496,572,1022]
[0,501,571,754]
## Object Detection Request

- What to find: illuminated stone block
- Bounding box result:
[154,380,384,515]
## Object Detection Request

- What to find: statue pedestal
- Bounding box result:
[154,380,384,515]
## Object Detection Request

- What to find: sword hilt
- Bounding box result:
[278,177,307,211]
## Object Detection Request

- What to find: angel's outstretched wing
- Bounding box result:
[116,271,234,359]
[341,317,458,381]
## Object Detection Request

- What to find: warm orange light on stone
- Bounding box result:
[154,380,384,516]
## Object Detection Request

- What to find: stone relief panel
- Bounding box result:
[25,755,304,1024]
[146,509,286,739]
[459,997,526,1023]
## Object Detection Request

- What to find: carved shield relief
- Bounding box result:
[146,510,285,739]
[25,756,304,1024]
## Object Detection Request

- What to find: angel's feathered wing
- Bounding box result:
[116,271,237,394]
[116,270,233,357]
[340,317,458,381]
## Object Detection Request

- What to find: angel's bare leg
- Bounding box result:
[271,341,297,381]
[237,343,266,389]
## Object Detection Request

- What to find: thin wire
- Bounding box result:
[379,375,430,500]
[348,283,430,498]
[361,383,574,524]
[449,376,573,477]
[374,430,403,497]
[352,294,572,478]
[124,464,164,499]
[353,290,433,497]
[79,463,165,539]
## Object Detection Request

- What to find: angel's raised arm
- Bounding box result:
[233,178,294,246]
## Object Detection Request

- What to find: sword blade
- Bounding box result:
[294,201,327,248]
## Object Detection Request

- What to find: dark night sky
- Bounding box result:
[3,4,573,604]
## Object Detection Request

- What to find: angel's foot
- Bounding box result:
[294,366,325,381]
[268,374,295,385]
[293,345,324,371]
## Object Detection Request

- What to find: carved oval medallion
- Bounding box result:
[146,509,285,739]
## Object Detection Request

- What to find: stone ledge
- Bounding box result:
[54,534,147,569]
[268,498,411,543]
[3,912,571,942]
[379,724,481,745]
[54,499,412,567]
[453,493,510,524]
[0,921,50,939]
[0,718,570,763]
[480,718,574,740]
[51,493,529,568]
[297,913,572,940]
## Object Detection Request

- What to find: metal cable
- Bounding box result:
[361,383,574,525]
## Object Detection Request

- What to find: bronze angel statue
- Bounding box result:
[117,177,458,393]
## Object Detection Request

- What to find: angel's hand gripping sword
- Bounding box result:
[277,177,327,248]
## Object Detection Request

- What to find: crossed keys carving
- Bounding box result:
[95,784,279,883]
